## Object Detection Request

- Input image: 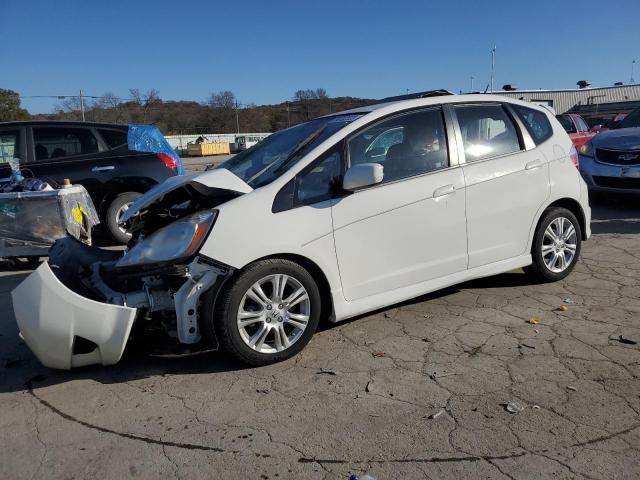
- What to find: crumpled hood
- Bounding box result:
[121,168,252,223]
[592,127,640,150]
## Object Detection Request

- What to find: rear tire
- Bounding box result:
[209,259,322,366]
[105,192,141,244]
[527,207,582,282]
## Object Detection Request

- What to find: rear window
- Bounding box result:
[98,129,128,148]
[513,105,553,144]
[556,115,576,134]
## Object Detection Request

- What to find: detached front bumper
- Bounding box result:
[12,262,137,369]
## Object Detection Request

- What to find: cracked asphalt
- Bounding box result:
[1,195,639,480]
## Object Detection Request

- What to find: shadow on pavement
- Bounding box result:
[590,192,640,234]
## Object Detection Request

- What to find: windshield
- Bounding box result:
[616,108,640,129]
[217,114,362,188]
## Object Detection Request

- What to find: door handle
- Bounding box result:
[433,184,455,198]
[92,165,115,172]
[525,159,543,170]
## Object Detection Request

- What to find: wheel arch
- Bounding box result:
[527,196,588,254]
[216,253,336,324]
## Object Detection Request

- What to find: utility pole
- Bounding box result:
[235,100,240,134]
[470,76,474,91]
[632,60,636,84]
[490,46,496,93]
[79,89,85,121]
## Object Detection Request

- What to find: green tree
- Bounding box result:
[0,89,29,121]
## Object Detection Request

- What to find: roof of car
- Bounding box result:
[329,93,544,117]
[0,120,130,128]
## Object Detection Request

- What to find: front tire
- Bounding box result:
[210,259,321,366]
[528,207,582,282]
[105,192,141,244]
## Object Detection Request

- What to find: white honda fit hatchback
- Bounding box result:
[13,93,591,369]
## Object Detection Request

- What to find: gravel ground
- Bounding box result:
[0,195,639,480]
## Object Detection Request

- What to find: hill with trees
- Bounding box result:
[0,88,373,134]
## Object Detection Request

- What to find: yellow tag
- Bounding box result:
[72,206,87,224]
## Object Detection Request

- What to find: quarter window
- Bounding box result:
[296,149,342,205]
[512,105,553,145]
[454,105,521,162]
[32,127,100,161]
[98,129,128,149]
[348,108,449,184]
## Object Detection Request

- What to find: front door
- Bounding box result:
[332,107,468,301]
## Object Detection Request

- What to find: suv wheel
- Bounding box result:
[105,192,141,244]
[528,207,582,282]
[209,259,322,366]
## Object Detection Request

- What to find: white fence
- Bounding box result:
[165,133,271,153]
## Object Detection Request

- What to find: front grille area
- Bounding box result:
[595,148,640,165]
[593,176,640,189]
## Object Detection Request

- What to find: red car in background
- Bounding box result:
[556,113,595,148]
[588,113,628,134]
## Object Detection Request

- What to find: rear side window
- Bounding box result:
[98,129,128,149]
[32,127,100,161]
[512,105,553,144]
[556,115,576,134]
[575,116,589,132]
[0,131,20,163]
[454,104,521,162]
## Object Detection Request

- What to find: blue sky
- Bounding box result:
[3,0,639,113]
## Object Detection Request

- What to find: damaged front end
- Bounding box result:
[12,169,249,369]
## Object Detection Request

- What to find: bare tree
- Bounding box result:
[208,90,236,109]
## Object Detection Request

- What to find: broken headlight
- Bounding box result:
[116,210,217,268]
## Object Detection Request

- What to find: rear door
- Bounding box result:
[452,103,550,268]
[26,125,120,200]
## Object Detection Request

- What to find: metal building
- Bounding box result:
[491,84,640,114]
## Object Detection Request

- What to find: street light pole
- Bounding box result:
[490,46,496,93]
[235,100,240,134]
[79,89,85,121]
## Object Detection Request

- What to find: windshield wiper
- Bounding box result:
[247,124,327,184]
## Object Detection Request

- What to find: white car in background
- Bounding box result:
[12,92,591,369]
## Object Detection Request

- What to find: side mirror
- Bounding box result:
[342,163,384,191]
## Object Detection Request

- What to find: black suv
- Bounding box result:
[0,121,182,243]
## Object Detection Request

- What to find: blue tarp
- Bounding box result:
[127,124,184,175]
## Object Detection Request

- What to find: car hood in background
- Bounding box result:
[592,127,640,150]
[121,168,252,223]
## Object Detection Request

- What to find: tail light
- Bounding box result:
[569,145,580,170]
[157,153,184,174]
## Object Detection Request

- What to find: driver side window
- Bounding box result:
[348,108,449,184]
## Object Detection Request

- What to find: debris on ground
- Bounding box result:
[527,318,541,325]
[429,409,445,419]
[383,312,391,318]
[533,405,541,409]
[317,368,338,375]
[556,305,568,312]
[563,297,575,304]
[350,473,376,480]
[518,343,536,349]
[372,351,386,358]
[429,371,457,380]
[505,401,524,414]
[369,413,380,417]
[256,388,270,394]
[365,381,374,393]
[612,335,638,346]
[364,341,376,345]
[566,385,577,391]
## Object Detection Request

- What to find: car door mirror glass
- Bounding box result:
[343,163,384,191]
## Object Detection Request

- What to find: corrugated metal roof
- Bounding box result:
[490,84,640,113]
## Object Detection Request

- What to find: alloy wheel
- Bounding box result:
[541,216,577,273]
[236,274,311,354]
